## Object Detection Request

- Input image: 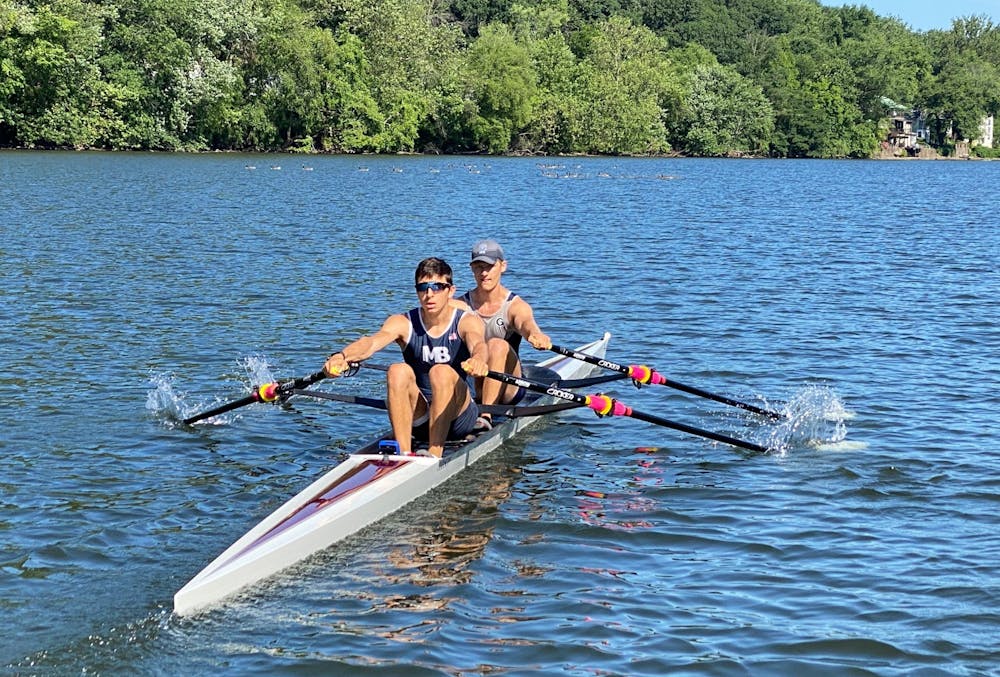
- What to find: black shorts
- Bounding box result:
[412,400,480,441]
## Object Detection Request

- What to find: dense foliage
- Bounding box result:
[1,0,997,156]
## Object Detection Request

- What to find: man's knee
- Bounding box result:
[427,363,459,388]
[487,337,510,357]
[386,362,415,389]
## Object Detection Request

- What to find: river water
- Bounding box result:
[2,152,998,675]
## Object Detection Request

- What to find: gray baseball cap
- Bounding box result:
[471,239,505,264]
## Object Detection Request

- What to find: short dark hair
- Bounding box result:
[414,257,453,285]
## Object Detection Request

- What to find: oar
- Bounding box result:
[547,344,782,420]
[183,370,329,425]
[486,370,769,453]
[358,361,627,391]
[293,388,582,418]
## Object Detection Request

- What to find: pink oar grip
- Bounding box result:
[628,365,667,386]
[647,371,667,386]
[586,394,632,417]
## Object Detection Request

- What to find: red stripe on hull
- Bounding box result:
[218,458,410,569]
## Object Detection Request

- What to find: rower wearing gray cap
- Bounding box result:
[458,239,551,430]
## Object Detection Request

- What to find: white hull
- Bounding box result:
[174,333,610,615]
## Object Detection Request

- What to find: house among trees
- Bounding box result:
[977,116,995,149]
[884,98,995,159]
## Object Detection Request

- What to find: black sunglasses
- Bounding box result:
[415,281,453,293]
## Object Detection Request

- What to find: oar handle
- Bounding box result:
[548,344,782,420]
[485,369,768,453]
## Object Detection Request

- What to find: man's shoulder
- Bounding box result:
[383,310,414,332]
[508,293,531,311]
[391,308,417,320]
[457,307,486,333]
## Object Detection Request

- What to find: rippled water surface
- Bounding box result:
[3,152,998,675]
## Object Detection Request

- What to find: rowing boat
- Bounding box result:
[173,332,611,615]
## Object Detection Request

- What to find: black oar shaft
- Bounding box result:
[183,394,260,425]
[486,369,768,453]
[548,344,781,420]
[280,370,328,394]
[183,369,329,425]
[625,408,768,452]
[292,389,386,410]
[653,376,779,419]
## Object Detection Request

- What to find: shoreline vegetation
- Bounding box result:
[1,146,993,160]
[1,0,997,159]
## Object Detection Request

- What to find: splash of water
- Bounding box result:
[146,354,279,426]
[761,384,857,455]
[145,372,191,425]
[240,353,277,387]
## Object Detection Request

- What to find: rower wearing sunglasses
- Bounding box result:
[323,257,488,457]
[457,239,551,430]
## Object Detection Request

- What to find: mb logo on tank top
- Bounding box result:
[422,345,453,363]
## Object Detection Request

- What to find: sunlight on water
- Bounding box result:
[10,612,171,672]
[812,439,869,452]
[762,384,860,455]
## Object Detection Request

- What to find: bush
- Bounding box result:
[972,145,1000,159]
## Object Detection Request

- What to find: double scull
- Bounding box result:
[174,332,611,615]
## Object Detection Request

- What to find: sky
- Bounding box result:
[820,0,997,32]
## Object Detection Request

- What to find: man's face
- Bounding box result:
[415,275,454,313]
[471,259,506,289]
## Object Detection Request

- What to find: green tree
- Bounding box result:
[922,16,1000,144]
[331,0,464,151]
[168,0,275,149]
[777,77,876,157]
[0,0,110,147]
[570,16,678,154]
[674,61,774,156]
[924,57,1000,143]
[522,41,578,151]
[462,22,537,152]
[103,0,203,149]
[248,19,384,152]
[834,11,930,120]
[0,1,29,144]
[448,0,513,36]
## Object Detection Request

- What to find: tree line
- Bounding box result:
[1,0,998,157]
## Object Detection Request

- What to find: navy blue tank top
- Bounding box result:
[400,307,471,398]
